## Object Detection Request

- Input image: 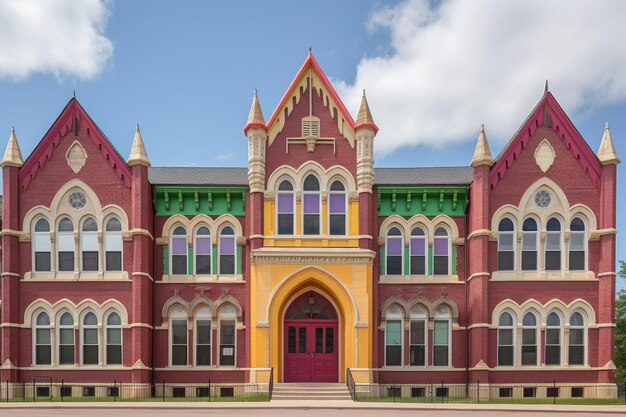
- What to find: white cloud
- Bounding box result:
[0,0,113,80]
[337,0,626,156]
[217,151,234,162]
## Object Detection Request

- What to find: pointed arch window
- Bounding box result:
[410,227,426,275]
[171,226,188,275]
[195,226,212,275]
[302,174,321,235]
[58,312,75,365]
[521,312,538,366]
[81,217,99,272]
[105,217,122,272]
[569,218,586,271]
[82,312,99,365]
[497,312,514,366]
[433,306,451,366]
[386,227,403,275]
[33,218,51,272]
[195,306,212,366]
[57,218,75,272]
[219,305,237,366]
[34,311,51,365]
[521,218,538,271]
[106,312,122,365]
[277,180,295,235]
[409,306,427,366]
[219,226,235,275]
[433,227,449,275]
[384,305,403,367]
[498,218,515,271]
[329,180,347,235]
[170,308,188,366]
[545,312,561,365]
[569,312,585,365]
[545,217,562,271]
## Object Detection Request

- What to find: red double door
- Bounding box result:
[283,292,338,382]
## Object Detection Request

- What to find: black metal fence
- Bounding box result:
[351,381,626,404]
[1,380,270,402]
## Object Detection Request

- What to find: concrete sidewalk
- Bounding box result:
[0,400,625,414]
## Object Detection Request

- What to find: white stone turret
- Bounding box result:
[355,91,378,193]
[244,90,267,193]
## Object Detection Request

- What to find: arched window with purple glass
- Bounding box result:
[277,179,295,235]
[433,227,449,275]
[410,227,426,275]
[385,226,403,275]
[302,175,321,235]
[219,226,236,275]
[329,180,346,235]
[170,226,188,275]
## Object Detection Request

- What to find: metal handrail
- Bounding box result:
[268,368,274,401]
[346,368,356,401]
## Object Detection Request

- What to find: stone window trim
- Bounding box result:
[265,161,357,196]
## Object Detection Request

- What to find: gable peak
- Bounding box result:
[1,126,24,168]
[597,122,620,165]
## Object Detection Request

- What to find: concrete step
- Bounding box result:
[271,383,352,401]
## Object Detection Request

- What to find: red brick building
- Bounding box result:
[0,53,618,399]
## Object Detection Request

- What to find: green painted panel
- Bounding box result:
[403,245,410,276]
[452,246,457,275]
[380,246,385,275]
[237,246,242,275]
[187,246,193,275]
[428,246,433,276]
[154,186,247,216]
[212,245,218,275]
[377,186,467,217]
[163,246,169,276]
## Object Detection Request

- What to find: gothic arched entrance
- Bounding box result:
[283,291,338,382]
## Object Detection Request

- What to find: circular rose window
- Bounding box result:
[69,191,86,209]
[534,190,551,208]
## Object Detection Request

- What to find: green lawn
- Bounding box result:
[356,396,625,405]
[9,394,269,403]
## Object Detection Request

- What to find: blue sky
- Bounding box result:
[0,0,624,288]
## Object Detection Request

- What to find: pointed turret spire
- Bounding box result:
[355,90,379,133]
[544,80,549,94]
[244,89,266,134]
[1,127,24,168]
[127,124,151,167]
[470,124,494,167]
[597,122,620,165]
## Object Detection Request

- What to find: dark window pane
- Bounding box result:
[545,251,561,270]
[106,252,122,271]
[220,346,235,366]
[60,345,74,364]
[288,327,296,354]
[172,321,187,344]
[545,346,560,365]
[83,345,98,364]
[325,328,334,353]
[220,255,235,275]
[498,346,513,366]
[196,255,211,274]
[315,328,323,353]
[546,329,560,345]
[197,321,211,344]
[36,346,51,365]
[172,346,187,365]
[522,346,536,365]
[303,215,320,235]
[386,345,401,366]
[35,252,51,272]
[220,321,235,344]
[387,256,402,275]
[410,345,425,366]
[569,251,585,270]
[298,327,307,354]
[278,214,294,235]
[410,256,425,275]
[58,252,74,271]
[172,255,187,275]
[498,252,514,271]
[329,215,345,235]
[569,346,584,365]
[107,345,122,365]
[196,345,211,366]
[433,256,448,275]
[82,252,98,271]
[433,346,449,366]
[410,321,425,344]
[521,251,537,270]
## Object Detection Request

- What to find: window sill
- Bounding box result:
[159,274,244,283]
[24,271,129,281]
[379,275,460,284]
[491,271,596,281]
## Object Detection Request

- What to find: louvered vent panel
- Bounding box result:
[302,116,320,138]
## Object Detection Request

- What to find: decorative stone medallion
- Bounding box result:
[66,141,88,173]
[534,139,555,173]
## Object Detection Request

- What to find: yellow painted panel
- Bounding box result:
[348,201,359,235]
[295,202,302,235]
[263,201,275,235]
[322,201,328,235]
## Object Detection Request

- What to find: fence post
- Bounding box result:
[624,380,626,405]
[32,378,35,402]
[208,380,211,402]
[114,380,117,402]
[553,381,556,405]
[162,380,165,402]
[441,381,444,403]
[477,380,480,403]
[5,379,8,402]
[61,380,64,402]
